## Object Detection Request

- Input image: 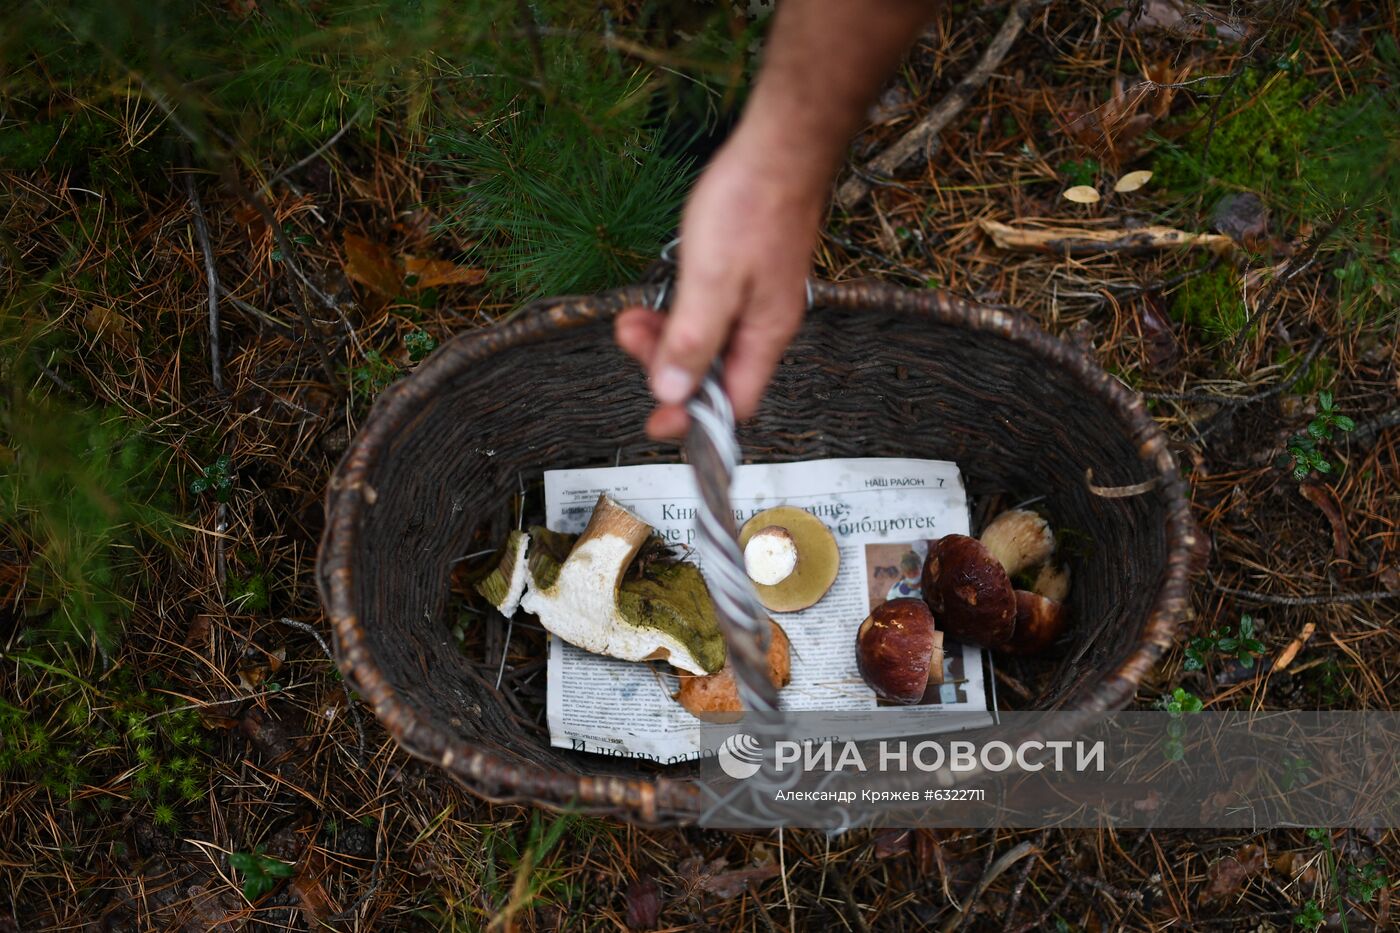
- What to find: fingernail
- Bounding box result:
[652,365,694,404]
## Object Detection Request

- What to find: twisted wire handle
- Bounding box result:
[684,367,779,715]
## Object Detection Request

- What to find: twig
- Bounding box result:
[278,617,367,763]
[1005,830,1050,925]
[836,0,1038,209]
[1216,584,1400,606]
[220,166,340,386]
[980,220,1235,256]
[1348,407,1400,447]
[184,169,223,393]
[1143,335,1325,405]
[266,107,365,189]
[1226,207,1353,357]
[941,840,1038,933]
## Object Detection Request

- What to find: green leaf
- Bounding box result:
[1333,415,1355,432]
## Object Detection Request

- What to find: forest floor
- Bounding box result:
[2,1,1398,931]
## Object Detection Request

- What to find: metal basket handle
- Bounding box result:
[684,368,779,714]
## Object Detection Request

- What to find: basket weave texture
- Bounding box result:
[317,281,1201,823]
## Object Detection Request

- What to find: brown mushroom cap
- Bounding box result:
[998,591,1068,655]
[738,506,840,612]
[855,598,941,704]
[921,535,1016,648]
[676,620,791,720]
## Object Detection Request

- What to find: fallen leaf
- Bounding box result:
[1114,169,1154,192]
[676,856,779,902]
[874,829,910,859]
[700,864,780,900]
[1063,185,1102,204]
[1128,0,1188,33]
[624,874,662,930]
[1210,192,1270,247]
[83,306,136,347]
[1298,482,1349,562]
[290,851,340,924]
[343,233,403,298]
[403,256,485,289]
[1199,844,1267,905]
[1137,293,1179,369]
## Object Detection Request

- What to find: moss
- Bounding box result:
[1169,267,1249,343]
[618,560,726,674]
[474,529,527,610]
[1152,70,1321,205]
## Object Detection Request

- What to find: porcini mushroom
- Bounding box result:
[520,494,725,674]
[743,526,799,586]
[921,535,1017,648]
[676,620,791,720]
[999,590,1068,656]
[855,598,944,704]
[978,509,1055,578]
[474,529,530,616]
[737,506,840,612]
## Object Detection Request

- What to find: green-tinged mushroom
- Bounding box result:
[473,529,530,615]
[520,494,725,674]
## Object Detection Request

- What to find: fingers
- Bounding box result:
[614,307,663,367]
[722,293,804,420]
[617,308,692,440]
[648,257,747,408]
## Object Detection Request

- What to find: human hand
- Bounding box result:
[615,127,828,439]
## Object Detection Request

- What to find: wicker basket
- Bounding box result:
[317,280,1201,823]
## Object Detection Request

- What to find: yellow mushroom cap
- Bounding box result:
[738,506,840,613]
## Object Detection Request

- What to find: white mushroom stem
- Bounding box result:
[979,509,1055,577]
[1033,562,1071,602]
[743,526,798,586]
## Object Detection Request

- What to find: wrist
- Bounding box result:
[725,108,844,200]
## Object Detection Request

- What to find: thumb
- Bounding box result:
[648,263,745,406]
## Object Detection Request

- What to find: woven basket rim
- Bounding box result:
[316,280,1202,823]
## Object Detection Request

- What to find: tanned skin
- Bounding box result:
[614,1,941,439]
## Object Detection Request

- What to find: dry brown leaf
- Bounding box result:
[1199,844,1267,905]
[1063,185,1101,204]
[343,232,403,298]
[403,256,486,289]
[1298,482,1349,562]
[84,306,136,347]
[1114,170,1154,192]
[624,874,662,930]
[290,851,340,924]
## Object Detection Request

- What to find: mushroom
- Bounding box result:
[520,494,725,674]
[999,590,1068,656]
[676,620,791,720]
[473,529,530,616]
[743,526,799,586]
[978,509,1055,578]
[855,598,945,704]
[737,506,840,612]
[920,535,1017,648]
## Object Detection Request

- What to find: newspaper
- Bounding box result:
[543,458,996,763]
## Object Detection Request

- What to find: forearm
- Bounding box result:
[731,0,939,193]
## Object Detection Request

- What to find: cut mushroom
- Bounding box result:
[743,526,799,586]
[520,494,725,674]
[920,535,1017,648]
[979,509,1055,577]
[856,598,944,704]
[737,506,840,612]
[676,620,791,720]
[474,529,530,616]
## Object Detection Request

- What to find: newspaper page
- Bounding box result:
[543,458,995,763]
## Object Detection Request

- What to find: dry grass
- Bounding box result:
[3,1,1398,930]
